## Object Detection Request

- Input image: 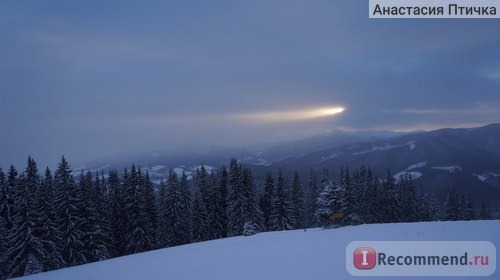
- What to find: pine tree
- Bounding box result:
[358,169,380,224]
[291,171,304,229]
[160,169,191,246]
[226,159,245,236]
[0,216,6,279]
[157,178,169,247]
[142,172,158,249]
[243,221,257,236]
[379,170,401,223]
[479,200,492,220]
[212,166,228,239]
[350,168,367,224]
[340,167,357,225]
[416,186,439,222]
[260,173,274,230]
[1,166,17,231]
[241,167,263,232]
[123,166,157,254]
[179,172,192,244]
[315,178,341,228]
[398,174,418,222]
[0,168,11,279]
[462,193,474,221]
[79,171,109,263]
[444,188,459,221]
[123,166,144,254]
[191,168,210,242]
[270,170,294,231]
[95,172,112,259]
[36,167,62,270]
[5,158,48,277]
[53,156,85,267]
[108,170,126,256]
[305,170,319,228]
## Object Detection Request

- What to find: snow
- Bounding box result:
[16,220,500,280]
[394,171,423,180]
[432,166,463,173]
[406,161,427,170]
[254,159,271,166]
[353,143,400,155]
[320,153,339,161]
[407,141,416,150]
[192,165,216,172]
[151,165,166,172]
[393,162,426,180]
[473,172,500,182]
[353,141,416,156]
[474,173,488,182]
[173,167,193,178]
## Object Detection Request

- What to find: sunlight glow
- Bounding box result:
[232,106,345,123]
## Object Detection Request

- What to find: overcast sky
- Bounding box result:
[1,0,500,168]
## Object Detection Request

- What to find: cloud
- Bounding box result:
[399,104,500,116]
[484,69,500,80]
[229,106,345,123]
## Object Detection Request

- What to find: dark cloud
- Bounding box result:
[1,0,499,168]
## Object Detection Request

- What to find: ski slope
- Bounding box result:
[15,221,500,280]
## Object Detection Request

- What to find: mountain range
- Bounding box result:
[76,123,500,205]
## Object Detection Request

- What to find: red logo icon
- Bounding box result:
[354,247,376,269]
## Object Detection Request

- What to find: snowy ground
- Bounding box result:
[15,221,500,280]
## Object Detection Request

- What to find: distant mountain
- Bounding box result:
[243,129,404,164]
[75,130,399,183]
[274,123,500,205]
[76,123,500,205]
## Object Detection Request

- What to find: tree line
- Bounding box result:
[0,157,495,279]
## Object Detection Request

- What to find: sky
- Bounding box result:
[1,0,500,168]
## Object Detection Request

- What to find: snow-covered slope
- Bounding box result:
[15,221,500,280]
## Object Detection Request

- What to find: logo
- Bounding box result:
[346,241,496,276]
[353,247,376,269]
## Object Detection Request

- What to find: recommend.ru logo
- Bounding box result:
[346,241,496,276]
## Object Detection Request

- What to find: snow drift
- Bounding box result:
[15,220,500,280]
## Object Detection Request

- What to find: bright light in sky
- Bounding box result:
[232,106,346,123]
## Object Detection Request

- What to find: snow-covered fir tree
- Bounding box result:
[358,169,380,224]
[479,200,492,220]
[157,178,169,247]
[260,172,274,230]
[226,159,246,236]
[290,171,304,229]
[79,172,109,263]
[53,156,86,267]
[160,169,191,246]
[379,171,401,223]
[315,178,341,228]
[4,158,48,277]
[36,168,62,270]
[212,166,228,239]
[444,187,460,221]
[1,166,18,232]
[108,170,126,257]
[123,166,157,255]
[191,167,210,242]
[456,193,475,221]
[242,221,257,236]
[178,172,192,244]
[398,174,418,222]
[241,167,263,232]
[305,170,319,228]
[270,170,294,231]
[0,216,6,279]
